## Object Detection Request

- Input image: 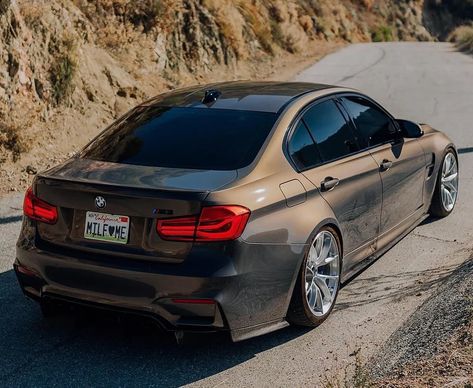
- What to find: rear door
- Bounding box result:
[289,98,383,265]
[339,95,426,237]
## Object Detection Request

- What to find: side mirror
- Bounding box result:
[396,119,424,138]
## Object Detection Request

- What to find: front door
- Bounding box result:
[340,95,426,237]
[296,99,383,266]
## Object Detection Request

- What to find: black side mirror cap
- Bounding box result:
[396,119,424,138]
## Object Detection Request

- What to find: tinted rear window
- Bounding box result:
[81,107,278,170]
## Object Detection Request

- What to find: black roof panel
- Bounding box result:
[142,81,335,113]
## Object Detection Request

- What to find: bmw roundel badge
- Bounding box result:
[95,196,106,209]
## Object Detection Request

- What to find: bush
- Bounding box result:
[49,35,77,105]
[0,0,10,16]
[449,25,473,54]
[371,25,393,42]
[0,122,28,162]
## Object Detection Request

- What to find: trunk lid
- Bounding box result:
[34,158,237,263]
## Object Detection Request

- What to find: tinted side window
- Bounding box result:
[342,96,397,147]
[288,121,321,170]
[302,100,359,163]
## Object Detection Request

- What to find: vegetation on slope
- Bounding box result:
[0,0,431,192]
[450,24,473,54]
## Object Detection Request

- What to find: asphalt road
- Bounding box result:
[0,42,472,387]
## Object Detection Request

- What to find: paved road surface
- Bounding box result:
[0,43,472,387]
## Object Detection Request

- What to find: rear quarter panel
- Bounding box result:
[205,171,340,330]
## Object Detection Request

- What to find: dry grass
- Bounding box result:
[323,349,373,388]
[322,320,473,388]
[203,0,247,59]
[449,25,473,54]
[375,321,473,387]
[237,1,274,54]
[19,1,47,30]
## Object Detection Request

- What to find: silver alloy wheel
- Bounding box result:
[441,152,459,212]
[305,230,340,317]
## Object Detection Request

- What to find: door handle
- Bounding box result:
[321,177,340,192]
[380,159,393,172]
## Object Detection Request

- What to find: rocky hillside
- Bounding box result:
[0,0,432,194]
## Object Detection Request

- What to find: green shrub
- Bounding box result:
[51,55,76,105]
[49,35,77,105]
[450,25,473,54]
[270,19,285,48]
[371,25,393,42]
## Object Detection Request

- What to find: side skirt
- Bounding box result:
[230,320,290,342]
[340,212,429,284]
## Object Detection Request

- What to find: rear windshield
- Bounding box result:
[81,106,278,170]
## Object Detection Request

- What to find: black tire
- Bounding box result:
[429,149,458,218]
[287,226,342,327]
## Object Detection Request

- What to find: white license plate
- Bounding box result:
[84,211,130,244]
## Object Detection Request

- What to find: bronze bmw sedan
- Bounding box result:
[15,82,458,342]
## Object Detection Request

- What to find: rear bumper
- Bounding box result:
[14,258,226,332]
[15,234,305,341]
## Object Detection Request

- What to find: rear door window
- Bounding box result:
[288,121,321,170]
[81,106,278,170]
[302,100,360,163]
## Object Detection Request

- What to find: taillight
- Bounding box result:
[23,187,58,224]
[195,206,250,241]
[155,216,197,241]
[157,205,250,242]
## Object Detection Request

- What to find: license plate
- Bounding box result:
[84,211,130,244]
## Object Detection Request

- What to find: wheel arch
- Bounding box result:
[283,218,344,317]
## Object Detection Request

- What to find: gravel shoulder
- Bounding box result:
[370,254,473,382]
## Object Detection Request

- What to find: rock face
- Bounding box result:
[0,0,435,192]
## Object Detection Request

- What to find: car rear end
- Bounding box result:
[16,177,241,332]
[14,101,290,339]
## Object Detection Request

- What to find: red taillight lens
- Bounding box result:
[23,187,58,224]
[157,205,250,242]
[156,216,198,241]
[195,206,250,241]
